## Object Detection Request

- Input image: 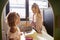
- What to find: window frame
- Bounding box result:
[6,0,29,21]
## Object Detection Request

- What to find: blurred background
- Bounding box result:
[0,0,60,40]
[1,0,54,39]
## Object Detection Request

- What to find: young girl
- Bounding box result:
[7,12,21,40]
[31,3,53,40]
[31,3,47,33]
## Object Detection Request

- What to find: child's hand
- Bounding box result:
[31,21,36,27]
[18,32,23,36]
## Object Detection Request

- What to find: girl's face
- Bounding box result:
[35,7,39,13]
[32,6,39,14]
[32,7,36,14]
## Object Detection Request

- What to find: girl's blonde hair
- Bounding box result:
[32,3,41,13]
[7,12,20,27]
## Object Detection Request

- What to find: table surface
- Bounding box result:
[20,29,54,40]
